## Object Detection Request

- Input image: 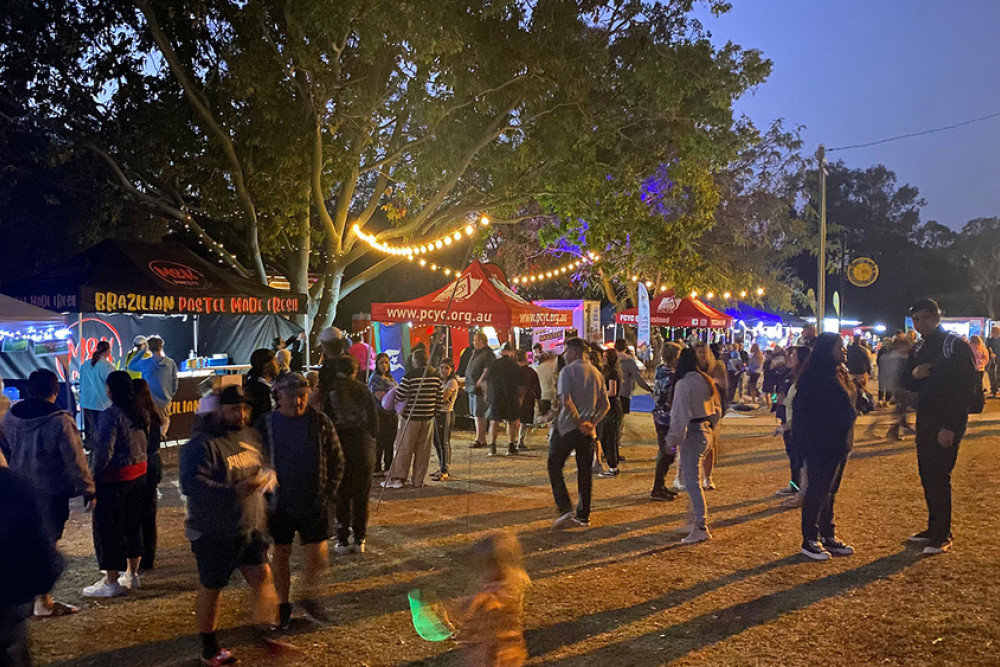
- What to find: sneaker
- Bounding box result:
[517,442,529,451]
[821,537,855,557]
[33,600,77,617]
[333,541,352,555]
[923,539,953,555]
[572,517,590,528]
[380,479,404,489]
[672,480,686,492]
[430,471,450,481]
[277,602,293,630]
[506,444,518,456]
[702,479,716,490]
[351,539,366,554]
[681,527,711,544]
[487,444,497,457]
[552,511,575,530]
[591,463,605,475]
[650,488,678,502]
[301,599,332,624]
[200,648,237,666]
[469,440,486,449]
[800,540,831,560]
[907,530,932,544]
[598,468,619,477]
[781,495,804,508]
[775,484,799,496]
[82,579,126,598]
[120,572,140,590]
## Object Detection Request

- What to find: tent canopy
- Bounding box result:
[371,261,574,329]
[2,239,306,316]
[616,293,733,328]
[724,301,783,327]
[0,293,66,334]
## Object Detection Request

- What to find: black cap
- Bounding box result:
[909,298,940,317]
[218,385,251,405]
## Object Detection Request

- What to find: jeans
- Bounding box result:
[434,412,454,473]
[801,455,847,541]
[375,410,397,473]
[652,422,676,492]
[679,421,711,528]
[916,421,964,543]
[547,429,595,521]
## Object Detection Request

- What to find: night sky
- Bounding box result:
[695,0,1000,229]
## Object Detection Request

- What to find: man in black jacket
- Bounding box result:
[903,299,978,555]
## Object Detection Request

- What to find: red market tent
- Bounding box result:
[616,293,734,328]
[371,261,574,329]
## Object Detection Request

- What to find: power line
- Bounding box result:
[828,110,1000,152]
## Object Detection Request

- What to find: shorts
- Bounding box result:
[268,507,331,546]
[518,402,536,425]
[538,399,553,417]
[620,396,632,414]
[468,392,488,418]
[40,494,72,543]
[191,533,270,590]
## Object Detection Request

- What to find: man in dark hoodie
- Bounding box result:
[903,299,979,556]
[0,453,65,667]
[179,385,282,666]
[0,369,93,618]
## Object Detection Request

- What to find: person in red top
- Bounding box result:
[83,371,149,598]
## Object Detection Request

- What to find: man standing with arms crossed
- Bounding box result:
[904,299,979,556]
[548,337,610,529]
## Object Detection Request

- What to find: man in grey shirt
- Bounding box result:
[548,337,609,529]
[615,339,652,413]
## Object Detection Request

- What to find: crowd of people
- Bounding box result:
[0,297,985,666]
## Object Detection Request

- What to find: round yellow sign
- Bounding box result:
[847,257,879,287]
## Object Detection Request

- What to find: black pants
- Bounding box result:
[602,410,623,468]
[916,421,964,543]
[93,477,145,572]
[83,409,102,450]
[547,428,594,521]
[801,455,847,542]
[652,421,676,492]
[782,430,803,487]
[375,411,397,473]
[140,465,159,569]
[336,436,375,544]
[433,412,454,473]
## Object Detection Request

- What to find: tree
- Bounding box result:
[954,218,1000,319]
[2,0,769,333]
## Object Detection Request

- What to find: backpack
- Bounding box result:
[941,333,985,415]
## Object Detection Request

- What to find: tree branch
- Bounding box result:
[340,255,404,300]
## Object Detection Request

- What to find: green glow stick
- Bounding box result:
[407,589,453,642]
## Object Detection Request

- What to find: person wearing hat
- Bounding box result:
[179,385,282,666]
[122,335,150,380]
[257,373,344,628]
[127,335,177,439]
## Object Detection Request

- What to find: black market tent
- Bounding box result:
[2,239,307,317]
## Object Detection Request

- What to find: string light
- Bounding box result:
[351,215,491,257]
[510,254,597,285]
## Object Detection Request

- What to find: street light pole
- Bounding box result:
[817,144,827,330]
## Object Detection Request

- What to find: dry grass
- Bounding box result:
[30,404,1000,666]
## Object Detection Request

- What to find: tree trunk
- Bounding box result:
[286,211,310,329]
[311,269,345,338]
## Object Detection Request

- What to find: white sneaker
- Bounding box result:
[333,542,352,555]
[702,479,716,490]
[552,511,575,530]
[681,527,711,544]
[82,579,126,598]
[120,572,140,590]
[672,480,686,492]
[380,479,404,489]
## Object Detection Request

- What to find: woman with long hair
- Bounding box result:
[747,343,765,401]
[666,348,722,544]
[685,342,727,491]
[324,354,378,554]
[774,346,811,502]
[969,334,989,390]
[132,378,162,570]
[598,348,624,477]
[432,359,460,481]
[80,340,115,446]
[82,371,149,597]
[368,352,398,476]
[793,333,857,560]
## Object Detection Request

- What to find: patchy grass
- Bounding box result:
[31,404,1000,666]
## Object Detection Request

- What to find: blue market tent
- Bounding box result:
[724,302,782,327]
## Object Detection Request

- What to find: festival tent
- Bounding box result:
[723,302,784,328]
[2,239,307,317]
[616,293,734,328]
[371,260,574,329]
[0,293,66,335]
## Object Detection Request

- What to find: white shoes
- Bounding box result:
[120,572,140,590]
[82,578,126,598]
[380,479,404,489]
[681,527,712,544]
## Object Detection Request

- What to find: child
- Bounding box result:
[444,531,530,666]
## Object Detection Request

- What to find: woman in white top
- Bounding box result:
[432,359,460,481]
[667,347,723,544]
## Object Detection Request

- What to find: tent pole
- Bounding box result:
[305,311,312,370]
[193,314,199,356]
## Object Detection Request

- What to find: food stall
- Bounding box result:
[0,293,73,408]
[616,291,734,340]
[2,239,307,440]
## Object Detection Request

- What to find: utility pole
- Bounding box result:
[817,144,827,330]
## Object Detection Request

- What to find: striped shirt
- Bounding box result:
[397,367,444,421]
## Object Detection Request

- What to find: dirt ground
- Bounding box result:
[28,402,1000,666]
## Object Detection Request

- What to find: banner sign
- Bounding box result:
[375,322,407,383]
[89,291,304,315]
[637,283,651,348]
